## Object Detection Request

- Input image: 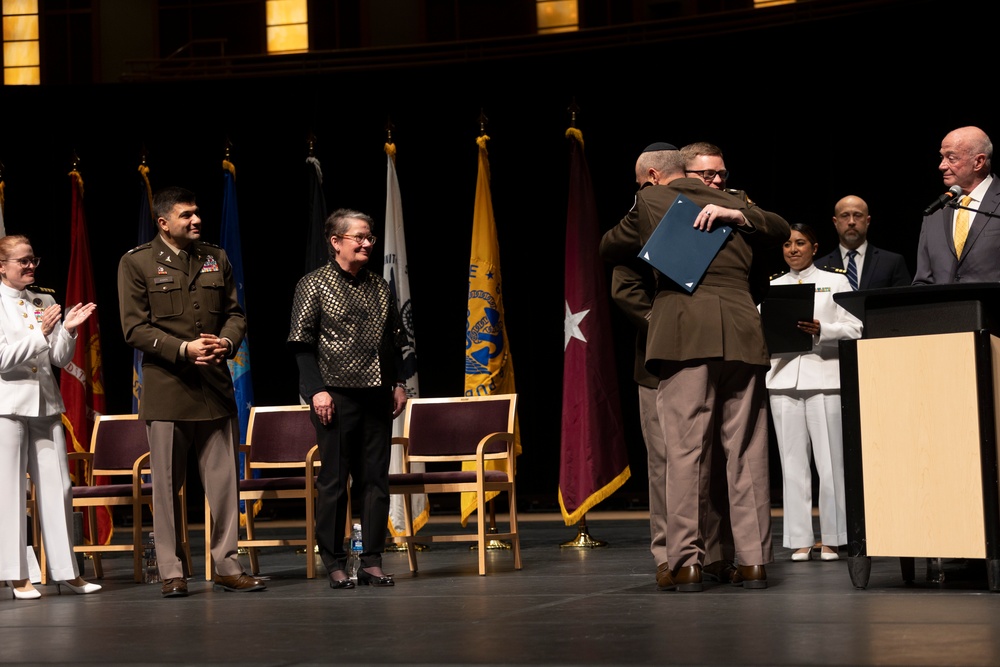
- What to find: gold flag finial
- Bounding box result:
[307,131,316,158]
[478,109,488,136]
[567,98,580,128]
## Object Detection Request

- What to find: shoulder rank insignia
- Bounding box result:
[819,265,847,274]
[769,270,788,281]
[126,242,152,255]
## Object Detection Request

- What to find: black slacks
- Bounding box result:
[313,386,392,573]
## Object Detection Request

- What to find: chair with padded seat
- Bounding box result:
[387,393,520,576]
[69,414,191,583]
[204,404,322,579]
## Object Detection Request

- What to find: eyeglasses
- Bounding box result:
[1,256,41,268]
[337,234,377,245]
[686,169,730,182]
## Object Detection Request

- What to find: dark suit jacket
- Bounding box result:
[117,235,245,422]
[600,178,790,376]
[913,176,1000,284]
[815,244,911,290]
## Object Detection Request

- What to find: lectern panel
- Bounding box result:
[857,332,985,557]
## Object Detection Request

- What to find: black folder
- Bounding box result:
[638,194,733,293]
[761,283,815,354]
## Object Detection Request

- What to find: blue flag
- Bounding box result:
[221,159,256,520]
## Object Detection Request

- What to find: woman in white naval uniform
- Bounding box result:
[766,223,862,562]
[0,234,100,599]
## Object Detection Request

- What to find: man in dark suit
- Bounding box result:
[118,186,266,597]
[913,126,1000,285]
[815,195,911,289]
[601,149,789,591]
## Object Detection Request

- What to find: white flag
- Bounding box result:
[383,144,428,535]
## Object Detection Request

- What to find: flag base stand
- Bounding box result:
[471,502,511,550]
[559,515,607,548]
[560,530,607,548]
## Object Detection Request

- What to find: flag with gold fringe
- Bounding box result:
[384,141,428,536]
[131,162,155,412]
[462,134,521,526]
[558,128,630,525]
[60,168,112,545]
[220,158,258,525]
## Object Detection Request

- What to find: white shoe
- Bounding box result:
[5,580,42,600]
[56,579,102,595]
[819,546,840,561]
[790,547,812,562]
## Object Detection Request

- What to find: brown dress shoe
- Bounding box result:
[732,564,768,589]
[161,578,188,598]
[213,572,266,592]
[703,560,737,584]
[656,563,702,592]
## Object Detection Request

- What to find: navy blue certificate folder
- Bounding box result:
[638,193,733,293]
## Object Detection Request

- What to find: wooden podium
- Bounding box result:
[834,283,1000,591]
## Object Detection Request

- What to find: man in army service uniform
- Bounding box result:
[117,186,265,597]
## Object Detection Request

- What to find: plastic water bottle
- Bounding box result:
[347,523,363,580]
[143,532,160,584]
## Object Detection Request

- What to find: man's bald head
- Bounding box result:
[832,195,871,250]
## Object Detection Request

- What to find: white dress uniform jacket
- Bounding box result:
[765,265,862,390]
[0,283,76,416]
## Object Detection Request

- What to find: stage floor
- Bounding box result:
[4,512,1000,666]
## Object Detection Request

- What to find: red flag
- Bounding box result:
[558,128,630,525]
[61,170,112,545]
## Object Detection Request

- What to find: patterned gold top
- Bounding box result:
[288,261,406,393]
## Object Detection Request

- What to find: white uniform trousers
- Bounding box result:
[770,389,847,549]
[0,415,81,581]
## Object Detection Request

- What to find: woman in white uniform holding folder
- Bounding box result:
[767,223,862,562]
[0,234,100,598]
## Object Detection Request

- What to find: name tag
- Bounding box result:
[154,276,174,285]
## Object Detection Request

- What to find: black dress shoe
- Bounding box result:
[161,578,188,598]
[213,572,267,592]
[329,571,355,589]
[656,563,702,592]
[357,567,394,587]
[732,564,768,589]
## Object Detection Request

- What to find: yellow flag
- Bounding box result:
[462,135,521,525]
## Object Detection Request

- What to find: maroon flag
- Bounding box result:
[558,128,630,525]
[61,169,112,545]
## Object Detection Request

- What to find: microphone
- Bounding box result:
[923,185,963,216]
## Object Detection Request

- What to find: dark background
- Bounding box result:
[0,0,983,514]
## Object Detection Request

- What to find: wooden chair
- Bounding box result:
[69,414,191,583]
[387,394,520,575]
[205,404,322,579]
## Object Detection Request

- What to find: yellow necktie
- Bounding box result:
[955,195,972,258]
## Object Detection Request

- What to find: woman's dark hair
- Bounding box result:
[789,222,818,246]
